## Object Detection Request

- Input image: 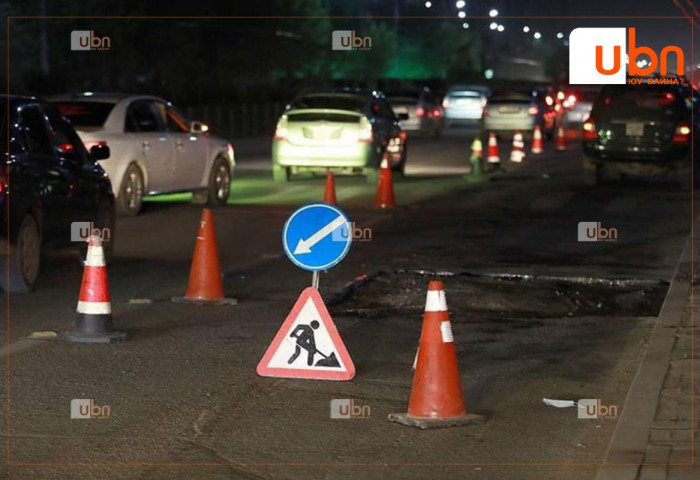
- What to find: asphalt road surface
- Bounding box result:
[2,128,695,479]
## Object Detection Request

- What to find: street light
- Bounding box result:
[534,32,542,39]
[456,0,466,8]
[497,24,505,32]
[458,11,466,18]
[489,9,498,17]
[462,22,469,29]
[523,26,530,33]
[489,22,498,30]
[424,1,432,8]
[556,32,564,39]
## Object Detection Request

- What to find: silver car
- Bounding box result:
[443,85,489,128]
[50,93,235,216]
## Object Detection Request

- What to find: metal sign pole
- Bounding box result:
[312,271,320,290]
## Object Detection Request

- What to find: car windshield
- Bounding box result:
[597,87,681,110]
[448,91,481,98]
[53,101,116,127]
[289,95,365,112]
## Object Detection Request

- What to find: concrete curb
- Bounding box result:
[595,220,695,479]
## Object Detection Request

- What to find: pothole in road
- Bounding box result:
[328,270,668,320]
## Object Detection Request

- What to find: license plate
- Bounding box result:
[498,106,520,114]
[625,122,644,136]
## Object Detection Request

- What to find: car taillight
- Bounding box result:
[397,130,407,142]
[528,106,539,116]
[415,107,425,117]
[358,118,373,142]
[0,170,6,195]
[57,142,75,153]
[274,117,288,141]
[673,121,691,142]
[83,140,107,151]
[482,107,489,118]
[583,117,597,140]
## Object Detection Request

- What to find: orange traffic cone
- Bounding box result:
[63,235,126,343]
[510,130,526,163]
[323,171,337,204]
[486,132,500,164]
[374,154,395,209]
[555,124,566,151]
[389,280,485,429]
[531,125,544,154]
[172,208,237,305]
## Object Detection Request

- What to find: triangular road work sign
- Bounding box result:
[257,287,355,380]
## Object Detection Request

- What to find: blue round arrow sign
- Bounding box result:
[282,203,352,272]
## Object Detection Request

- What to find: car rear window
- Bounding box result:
[597,87,681,110]
[286,112,360,123]
[448,91,481,98]
[289,95,365,113]
[53,101,115,127]
[489,90,532,103]
[388,96,419,104]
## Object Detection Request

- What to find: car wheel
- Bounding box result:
[203,156,231,207]
[116,164,144,216]
[0,213,41,293]
[272,166,290,182]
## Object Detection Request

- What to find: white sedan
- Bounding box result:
[50,93,235,216]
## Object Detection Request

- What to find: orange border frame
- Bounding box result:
[4,14,694,468]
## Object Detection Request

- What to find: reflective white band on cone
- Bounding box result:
[84,246,106,267]
[425,290,448,312]
[77,301,112,315]
[440,321,454,343]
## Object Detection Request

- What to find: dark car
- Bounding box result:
[582,79,699,188]
[386,87,443,137]
[0,96,115,292]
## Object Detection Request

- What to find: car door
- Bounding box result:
[161,102,208,190]
[16,104,71,240]
[124,100,175,193]
[43,104,101,228]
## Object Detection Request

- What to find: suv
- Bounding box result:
[582,79,698,188]
[0,96,115,292]
[272,90,408,182]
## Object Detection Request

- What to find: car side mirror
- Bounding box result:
[89,144,110,161]
[397,113,409,121]
[190,121,209,134]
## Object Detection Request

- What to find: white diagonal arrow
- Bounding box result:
[294,215,347,255]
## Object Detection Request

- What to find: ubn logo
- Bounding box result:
[569,27,684,84]
[71,30,111,51]
[577,399,618,419]
[71,222,111,243]
[71,399,111,419]
[577,221,618,242]
[330,398,370,419]
[331,222,372,242]
[332,31,372,51]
